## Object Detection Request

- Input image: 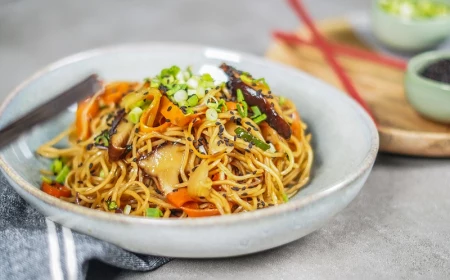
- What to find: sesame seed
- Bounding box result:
[89,163,93,169]
[233,136,237,141]
[167,106,172,112]
[215,121,221,126]
[242,187,246,191]
[247,127,251,132]
[86,144,93,150]
[268,203,274,207]
[135,128,139,133]
[245,149,251,153]
[173,189,179,192]
[231,187,240,191]
[242,192,248,196]
[248,143,253,149]
[77,180,83,184]
[78,163,83,167]
[187,137,192,141]
[132,158,137,162]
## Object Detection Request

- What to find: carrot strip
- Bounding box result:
[273,31,407,70]
[287,0,376,123]
[225,101,237,111]
[167,188,220,217]
[100,82,137,105]
[76,98,100,140]
[181,201,220,217]
[139,91,170,133]
[160,96,197,127]
[167,188,194,208]
[42,182,71,198]
[291,112,302,139]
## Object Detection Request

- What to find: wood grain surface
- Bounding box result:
[266,19,450,157]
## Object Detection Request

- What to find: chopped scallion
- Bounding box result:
[201,73,214,82]
[206,108,218,121]
[41,176,53,184]
[234,127,270,151]
[240,74,253,85]
[186,78,199,89]
[282,192,289,202]
[107,200,118,211]
[124,205,131,215]
[187,95,199,107]
[252,113,267,124]
[237,101,248,118]
[217,99,227,112]
[251,106,262,117]
[51,159,63,174]
[146,207,163,218]
[99,170,105,178]
[279,96,286,105]
[174,90,188,103]
[127,107,143,124]
[55,165,70,184]
[236,89,245,102]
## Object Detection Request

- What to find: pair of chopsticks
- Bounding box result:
[0,75,101,150]
[276,0,407,124]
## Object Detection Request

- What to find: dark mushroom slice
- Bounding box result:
[220,63,292,139]
[108,109,134,161]
[137,144,185,195]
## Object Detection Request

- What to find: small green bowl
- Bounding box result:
[405,50,450,123]
[372,0,450,52]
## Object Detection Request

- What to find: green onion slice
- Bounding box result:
[146,207,163,218]
[234,127,270,151]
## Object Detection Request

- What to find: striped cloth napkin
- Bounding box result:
[0,172,171,280]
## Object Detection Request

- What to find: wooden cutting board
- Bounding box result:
[266,18,450,157]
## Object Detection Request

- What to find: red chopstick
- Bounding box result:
[273,31,407,70]
[287,0,376,122]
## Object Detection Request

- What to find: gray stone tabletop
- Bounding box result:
[1,0,449,279]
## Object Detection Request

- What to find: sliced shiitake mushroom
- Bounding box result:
[137,144,185,195]
[108,109,134,161]
[220,63,292,139]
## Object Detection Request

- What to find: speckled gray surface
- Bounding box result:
[1,0,449,279]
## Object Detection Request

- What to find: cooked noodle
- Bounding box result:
[37,64,313,218]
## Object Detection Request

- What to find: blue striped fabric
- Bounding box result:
[0,173,171,280]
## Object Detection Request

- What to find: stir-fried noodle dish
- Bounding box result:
[37,63,313,218]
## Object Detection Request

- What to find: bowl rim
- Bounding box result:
[372,0,450,24]
[0,42,379,227]
[406,50,450,91]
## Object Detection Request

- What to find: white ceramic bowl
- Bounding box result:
[0,43,379,258]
